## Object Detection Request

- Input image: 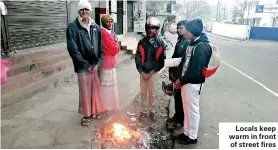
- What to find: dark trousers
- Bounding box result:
[174,89,184,124]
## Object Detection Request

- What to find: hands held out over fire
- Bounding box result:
[141,70,155,80]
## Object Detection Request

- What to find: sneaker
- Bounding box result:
[175,133,198,145]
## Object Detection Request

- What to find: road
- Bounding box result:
[163,32,278,149]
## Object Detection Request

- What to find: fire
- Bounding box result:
[113,123,132,140]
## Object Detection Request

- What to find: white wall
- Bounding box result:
[212,22,250,40]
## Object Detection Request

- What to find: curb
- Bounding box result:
[206,33,243,42]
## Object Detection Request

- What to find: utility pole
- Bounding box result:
[216,0,219,21]
[224,4,227,20]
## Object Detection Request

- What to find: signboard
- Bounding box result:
[133,1,146,32]
[255,5,278,13]
[255,5,264,13]
[264,4,278,13]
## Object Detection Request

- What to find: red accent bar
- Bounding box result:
[139,45,145,64]
[203,65,219,78]
[155,46,163,61]
[99,8,107,14]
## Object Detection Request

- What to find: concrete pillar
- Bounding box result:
[99,0,109,27]
[123,0,127,36]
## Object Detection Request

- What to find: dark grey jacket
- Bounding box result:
[66,19,104,73]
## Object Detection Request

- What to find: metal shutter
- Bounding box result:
[4,1,68,51]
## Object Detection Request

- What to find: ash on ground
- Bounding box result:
[99,69,175,149]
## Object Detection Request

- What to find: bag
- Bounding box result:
[192,42,220,78]
[1,59,12,84]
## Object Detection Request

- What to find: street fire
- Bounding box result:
[113,123,131,140]
[99,121,150,149]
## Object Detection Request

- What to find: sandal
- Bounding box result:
[81,117,90,126]
[91,114,102,119]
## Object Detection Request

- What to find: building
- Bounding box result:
[242,0,278,27]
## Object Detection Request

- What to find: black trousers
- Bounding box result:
[174,89,184,124]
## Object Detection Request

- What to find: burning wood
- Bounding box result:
[99,122,150,149]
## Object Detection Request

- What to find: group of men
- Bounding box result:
[135,17,212,145]
[67,0,212,146]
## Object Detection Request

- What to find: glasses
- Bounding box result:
[80,8,89,11]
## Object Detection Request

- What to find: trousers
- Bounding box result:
[174,89,184,124]
[140,73,157,113]
[181,83,202,140]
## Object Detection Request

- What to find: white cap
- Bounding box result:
[77,0,92,13]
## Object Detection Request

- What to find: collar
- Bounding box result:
[102,27,112,34]
[193,36,201,42]
[77,16,95,28]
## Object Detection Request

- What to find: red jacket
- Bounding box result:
[101,29,120,69]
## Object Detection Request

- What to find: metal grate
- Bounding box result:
[4,1,68,51]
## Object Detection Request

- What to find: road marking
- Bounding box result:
[221,60,278,98]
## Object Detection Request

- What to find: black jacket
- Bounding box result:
[169,36,189,82]
[135,36,166,74]
[179,33,212,85]
[66,19,104,73]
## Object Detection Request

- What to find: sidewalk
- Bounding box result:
[1,52,140,149]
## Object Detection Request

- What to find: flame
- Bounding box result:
[113,123,132,140]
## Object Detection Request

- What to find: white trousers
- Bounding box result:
[181,83,202,140]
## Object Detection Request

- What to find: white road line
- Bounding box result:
[221,60,278,98]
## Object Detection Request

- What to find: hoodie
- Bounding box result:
[179,33,212,85]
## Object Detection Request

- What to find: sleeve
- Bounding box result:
[154,40,167,72]
[66,26,90,69]
[101,30,120,56]
[135,41,143,74]
[180,43,210,85]
[168,44,178,77]
[97,27,104,67]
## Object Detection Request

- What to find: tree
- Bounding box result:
[183,0,211,20]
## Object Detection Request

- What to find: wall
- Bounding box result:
[249,27,278,41]
[212,22,250,40]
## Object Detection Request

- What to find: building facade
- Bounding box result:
[243,0,278,27]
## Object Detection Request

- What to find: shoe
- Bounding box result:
[149,112,156,121]
[175,133,198,145]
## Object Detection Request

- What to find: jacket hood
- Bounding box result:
[190,32,209,46]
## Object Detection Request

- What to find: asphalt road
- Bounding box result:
[164,32,278,149]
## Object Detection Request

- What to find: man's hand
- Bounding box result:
[88,65,98,73]
[141,72,149,80]
[173,79,182,89]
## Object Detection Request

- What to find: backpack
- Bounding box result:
[192,42,220,78]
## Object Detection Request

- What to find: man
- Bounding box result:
[164,20,189,130]
[135,17,166,121]
[173,19,212,144]
[66,0,104,126]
